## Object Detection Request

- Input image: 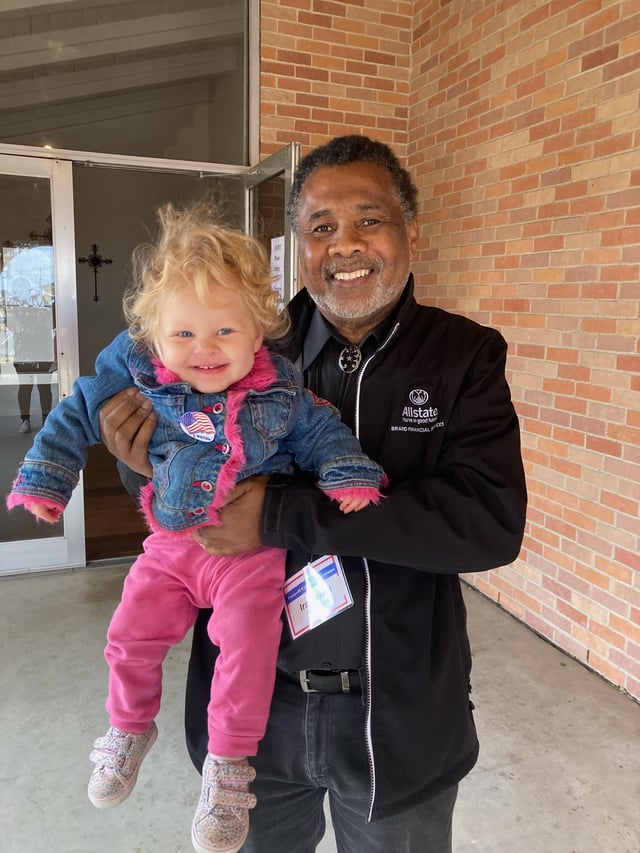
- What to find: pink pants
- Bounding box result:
[104,532,285,757]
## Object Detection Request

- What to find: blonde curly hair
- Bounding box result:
[123,201,290,354]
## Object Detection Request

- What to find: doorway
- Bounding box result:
[73,166,247,561]
[0,144,298,574]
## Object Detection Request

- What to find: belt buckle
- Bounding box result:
[299,670,318,693]
[299,669,353,693]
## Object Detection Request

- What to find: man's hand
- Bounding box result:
[192,475,269,556]
[99,387,157,478]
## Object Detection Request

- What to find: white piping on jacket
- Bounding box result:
[353,321,399,822]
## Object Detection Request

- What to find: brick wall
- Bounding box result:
[411,0,639,700]
[259,0,640,700]
[260,0,413,154]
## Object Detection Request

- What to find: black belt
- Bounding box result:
[296,669,362,694]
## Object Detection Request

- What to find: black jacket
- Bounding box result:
[185,277,527,820]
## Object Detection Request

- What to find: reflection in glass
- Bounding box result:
[0,176,62,543]
[0,0,248,165]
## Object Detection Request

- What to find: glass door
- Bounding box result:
[0,144,298,575]
[244,144,300,305]
[0,154,83,573]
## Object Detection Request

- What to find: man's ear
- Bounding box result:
[407,218,419,259]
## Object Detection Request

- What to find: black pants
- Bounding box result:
[14,362,54,420]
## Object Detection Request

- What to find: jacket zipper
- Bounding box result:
[354,322,399,822]
[354,322,399,438]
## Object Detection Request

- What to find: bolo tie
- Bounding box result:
[338,344,362,374]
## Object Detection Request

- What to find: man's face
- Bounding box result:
[296,161,418,341]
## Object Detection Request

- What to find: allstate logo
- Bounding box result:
[409,389,429,405]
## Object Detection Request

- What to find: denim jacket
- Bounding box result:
[9,330,384,532]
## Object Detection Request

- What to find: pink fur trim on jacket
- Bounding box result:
[324,486,385,505]
[6,492,65,521]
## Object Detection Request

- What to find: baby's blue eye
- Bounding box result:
[217,328,233,336]
[177,330,193,338]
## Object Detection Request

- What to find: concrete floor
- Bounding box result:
[1,563,638,853]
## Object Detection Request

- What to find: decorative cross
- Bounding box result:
[78,244,112,301]
[29,214,53,244]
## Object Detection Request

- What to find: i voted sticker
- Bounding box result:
[180,411,216,443]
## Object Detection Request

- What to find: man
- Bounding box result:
[101,135,527,852]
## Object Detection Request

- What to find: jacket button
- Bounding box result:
[200,481,213,492]
[212,403,224,414]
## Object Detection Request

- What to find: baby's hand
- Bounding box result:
[29,503,62,523]
[338,495,372,514]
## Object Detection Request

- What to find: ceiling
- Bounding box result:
[0,0,247,161]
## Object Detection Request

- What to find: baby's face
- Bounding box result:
[155,279,263,393]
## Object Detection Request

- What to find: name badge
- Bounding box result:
[283,555,353,639]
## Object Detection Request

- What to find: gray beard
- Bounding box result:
[309,276,407,323]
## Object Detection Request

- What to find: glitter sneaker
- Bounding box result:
[191,755,257,853]
[87,722,158,808]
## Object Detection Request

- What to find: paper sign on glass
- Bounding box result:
[270,235,285,302]
[283,555,353,639]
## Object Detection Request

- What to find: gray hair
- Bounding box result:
[287,135,419,235]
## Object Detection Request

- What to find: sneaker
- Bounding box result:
[87,722,158,808]
[191,755,257,853]
[19,418,31,434]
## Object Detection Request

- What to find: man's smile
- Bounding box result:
[332,269,371,281]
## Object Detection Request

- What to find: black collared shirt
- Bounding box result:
[301,307,397,430]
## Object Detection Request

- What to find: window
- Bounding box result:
[0,0,249,165]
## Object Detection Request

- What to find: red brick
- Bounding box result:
[581,44,620,72]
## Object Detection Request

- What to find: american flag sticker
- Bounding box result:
[179,411,216,443]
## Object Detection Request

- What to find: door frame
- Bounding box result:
[244,144,300,304]
[0,152,84,573]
